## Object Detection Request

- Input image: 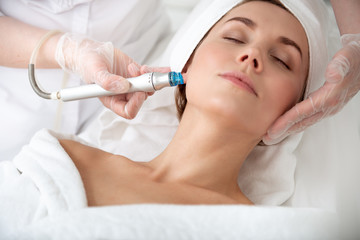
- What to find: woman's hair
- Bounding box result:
[175,0,305,120]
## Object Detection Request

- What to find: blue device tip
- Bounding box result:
[169,72,184,86]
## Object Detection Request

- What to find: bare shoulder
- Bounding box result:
[58,139,153,206]
[59,139,108,165]
[58,139,132,177]
[58,139,148,176]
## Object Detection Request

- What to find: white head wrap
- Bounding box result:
[169,0,328,98]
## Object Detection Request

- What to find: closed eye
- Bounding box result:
[223,37,245,44]
[272,56,290,70]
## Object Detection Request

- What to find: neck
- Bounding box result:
[147,105,260,197]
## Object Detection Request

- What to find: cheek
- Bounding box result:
[263,75,304,122]
[187,41,231,76]
[185,42,227,102]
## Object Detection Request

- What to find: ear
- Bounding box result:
[181,56,193,84]
[181,72,188,83]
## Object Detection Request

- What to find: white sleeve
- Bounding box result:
[0,9,4,16]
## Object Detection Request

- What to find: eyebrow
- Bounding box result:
[278,36,303,58]
[225,17,303,58]
[226,17,257,29]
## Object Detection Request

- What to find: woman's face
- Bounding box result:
[185,1,309,139]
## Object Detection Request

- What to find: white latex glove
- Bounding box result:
[55,32,169,119]
[263,33,360,144]
[100,63,171,118]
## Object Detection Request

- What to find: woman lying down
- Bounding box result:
[3,0,328,209]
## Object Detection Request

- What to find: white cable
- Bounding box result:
[29,30,62,100]
[53,71,69,131]
[29,30,61,65]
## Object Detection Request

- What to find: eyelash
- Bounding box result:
[224,37,245,44]
[272,56,290,70]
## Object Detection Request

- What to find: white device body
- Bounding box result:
[58,72,170,101]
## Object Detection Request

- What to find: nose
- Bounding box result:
[238,48,263,73]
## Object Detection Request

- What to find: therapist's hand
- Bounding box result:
[99,62,170,118]
[263,33,360,144]
[55,32,132,92]
[55,32,170,118]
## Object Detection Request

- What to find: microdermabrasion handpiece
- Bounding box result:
[56,72,184,101]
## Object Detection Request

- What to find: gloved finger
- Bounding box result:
[286,110,325,134]
[325,54,350,84]
[113,48,137,78]
[325,42,360,98]
[124,92,147,119]
[99,61,148,119]
[99,95,128,118]
[86,57,131,93]
[99,92,146,119]
[265,96,318,141]
[271,77,345,136]
[126,62,155,96]
[128,62,141,77]
[95,70,130,93]
[262,110,324,145]
[140,65,171,74]
[263,81,342,144]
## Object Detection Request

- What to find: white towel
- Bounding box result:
[0,129,87,236]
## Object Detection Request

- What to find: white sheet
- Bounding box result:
[0,129,339,239]
[11,205,339,240]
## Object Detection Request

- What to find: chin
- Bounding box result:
[207,100,264,133]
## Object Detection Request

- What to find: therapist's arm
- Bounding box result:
[0,16,61,68]
[0,16,169,119]
[330,0,360,34]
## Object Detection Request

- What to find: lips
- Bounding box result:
[219,72,257,96]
